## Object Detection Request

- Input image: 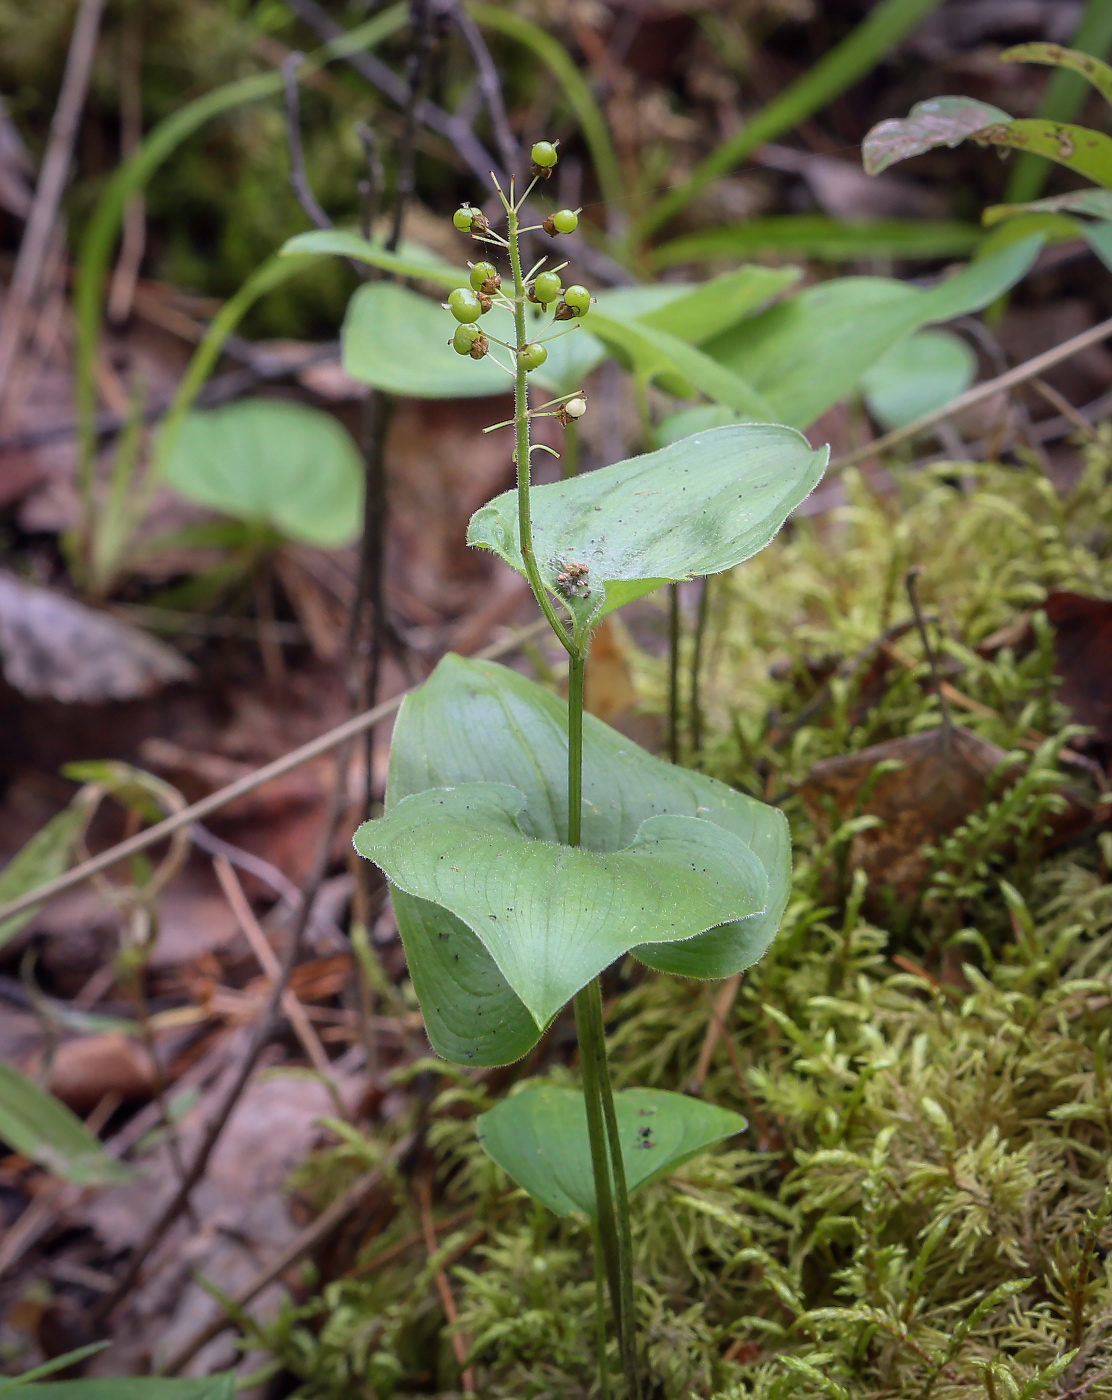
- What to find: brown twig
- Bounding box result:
[212,855,335,1084]
[161,1136,416,1376]
[106,12,146,324]
[829,314,1112,472]
[444,0,519,178]
[0,0,106,411]
[282,52,333,232]
[689,973,741,1094]
[418,1174,477,1393]
[0,617,548,930]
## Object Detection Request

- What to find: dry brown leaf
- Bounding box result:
[46,1032,154,1115]
[798,724,1010,900]
[0,572,194,703]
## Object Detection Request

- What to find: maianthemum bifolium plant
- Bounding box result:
[343,142,827,1398]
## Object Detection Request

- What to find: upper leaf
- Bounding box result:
[160,399,363,547]
[862,96,1012,175]
[0,1063,130,1185]
[383,656,793,1065]
[478,1083,746,1217]
[1001,42,1112,108]
[467,423,827,631]
[354,783,766,1028]
[703,237,1041,429]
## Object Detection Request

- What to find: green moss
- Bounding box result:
[259,440,1112,1397]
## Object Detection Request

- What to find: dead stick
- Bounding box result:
[829,313,1112,472]
[0,617,549,928]
[418,1175,476,1393]
[161,1136,414,1376]
[0,0,107,402]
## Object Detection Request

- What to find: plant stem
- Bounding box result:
[591,1221,612,1400]
[668,583,681,763]
[507,202,573,655]
[689,576,710,760]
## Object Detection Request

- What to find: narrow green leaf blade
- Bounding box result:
[860,329,976,431]
[0,802,88,949]
[984,187,1112,225]
[651,217,984,268]
[354,783,767,1028]
[11,1379,235,1398]
[160,399,364,547]
[1001,41,1112,107]
[973,119,1112,190]
[625,266,801,343]
[0,1063,130,1184]
[704,237,1041,428]
[863,96,1012,175]
[279,228,464,289]
[478,1083,746,1217]
[468,423,827,626]
[385,656,792,1064]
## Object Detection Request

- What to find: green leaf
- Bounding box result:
[613,266,801,343]
[1002,42,1112,108]
[703,237,1041,429]
[9,1379,235,1398]
[635,0,948,239]
[860,329,976,431]
[477,1083,746,1217]
[0,802,88,949]
[279,228,464,290]
[0,1344,107,1395]
[586,312,775,415]
[651,217,984,268]
[160,399,363,548]
[342,281,606,399]
[383,655,792,1065]
[984,187,1112,224]
[468,423,826,630]
[972,119,1112,191]
[654,405,744,449]
[862,96,1012,175]
[0,1063,130,1184]
[354,783,766,1028]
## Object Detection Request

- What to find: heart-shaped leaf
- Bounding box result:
[354,783,766,1029]
[863,96,1012,176]
[468,422,827,632]
[342,280,605,399]
[478,1083,746,1217]
[160,399,363,547]
[860,329,976,432]
[703,237,1041,429]
[383,656,791,1066]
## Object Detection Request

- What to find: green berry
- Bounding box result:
[453,205,478,232]
[531,141,558,169]
[470,260,498,290]
[564,284,591,316]
[452,324,481,355]
[519,342,548,371]
[533,271,563,304]
[448,287,482,324]
[551,208,579,234]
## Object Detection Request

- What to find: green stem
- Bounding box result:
[574,988,624,1334]
[507,203,573,656]
[689,576,710,760]
[587,978,641,1399]
[591,1221,613,1400]
[668,583,681,764]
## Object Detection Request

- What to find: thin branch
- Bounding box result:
[830,313,1112,472]
[0,0,107,407]
[161,1136,416,1375]
[444,0,519,177]
[0,618,548,930]
[282,53,332,231]
[283,0,503,187]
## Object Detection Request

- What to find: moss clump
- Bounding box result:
[258,438,1112,1398]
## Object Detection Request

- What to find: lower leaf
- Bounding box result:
[477,1082,746,1217]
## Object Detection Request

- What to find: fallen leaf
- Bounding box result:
[0,572,194,703]
[1043,591,1112,749]
[798,724,1011,900]
[46,1032,154,1116]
